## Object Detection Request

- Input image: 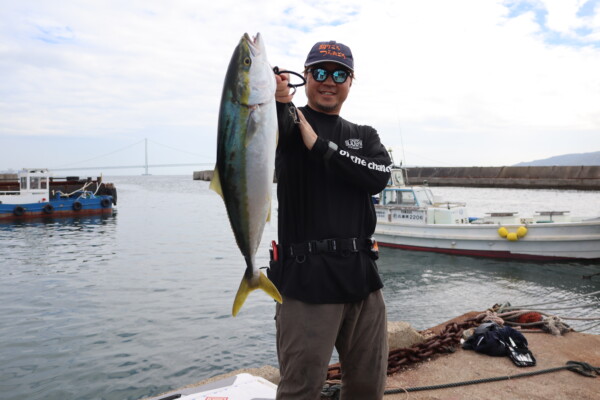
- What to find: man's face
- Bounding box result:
[304,62,352,115]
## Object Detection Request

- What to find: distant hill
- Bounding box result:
[514,151,600,166]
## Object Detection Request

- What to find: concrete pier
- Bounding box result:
[0,173,18,181]
[144,312,600,400]
[193,170,213,181]
[405,166,600,190]
[194,166,600,190]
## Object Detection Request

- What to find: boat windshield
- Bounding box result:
[383,189,417,206]
[414,189,434,206]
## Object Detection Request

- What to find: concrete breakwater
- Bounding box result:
[193,170,214,181]
[0,173,17,180]
[194,166,600,190]
[405,166,600,190]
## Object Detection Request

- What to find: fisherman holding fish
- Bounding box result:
[270,41,393,400]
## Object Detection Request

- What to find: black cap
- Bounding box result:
[304,40,353,71]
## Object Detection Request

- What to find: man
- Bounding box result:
[269,40,392,400]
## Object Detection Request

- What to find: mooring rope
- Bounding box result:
[322,362,600,397]
[503,302,599,312]
[381,361,599,396]
[501,290,600,309]
[578,320,600,333]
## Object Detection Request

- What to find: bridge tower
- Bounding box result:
[143,138,151,176]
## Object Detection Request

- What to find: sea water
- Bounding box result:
[1,175,598,400]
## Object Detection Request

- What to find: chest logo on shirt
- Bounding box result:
[345,139,363,150]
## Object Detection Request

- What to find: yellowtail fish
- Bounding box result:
[210,33,282,316]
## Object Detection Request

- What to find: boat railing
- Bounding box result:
[431,201,467,209]
[76,191,98,200]
[54,180,96,198]
[486,212,518,216]
[376,204,424,211]
[54,189,98,200]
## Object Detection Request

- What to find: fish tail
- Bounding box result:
[232,270,282,316]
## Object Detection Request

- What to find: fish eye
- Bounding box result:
[243,57,251,66]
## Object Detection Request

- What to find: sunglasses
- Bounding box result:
[308,67,350,84]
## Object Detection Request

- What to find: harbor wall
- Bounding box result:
[0,173,18,180]
[194,166,600,190]
[193,170,214,181]
[404,166,600,190]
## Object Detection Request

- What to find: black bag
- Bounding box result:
[463,322,536,367]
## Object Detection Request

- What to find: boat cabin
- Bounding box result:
[375,169,469,225]
[376,169,435,207]
[0,169,51,205]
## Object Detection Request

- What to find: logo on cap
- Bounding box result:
[305,40,354,71]
[318,44,347,60]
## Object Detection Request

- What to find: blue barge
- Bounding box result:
[0,168,116,220]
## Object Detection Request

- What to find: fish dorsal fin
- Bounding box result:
[209,167,224,198]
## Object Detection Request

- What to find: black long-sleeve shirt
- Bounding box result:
[271,102,392,303]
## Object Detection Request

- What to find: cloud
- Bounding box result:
[504,0,600,43]
[0,0,599,172]
[335,0,600,165]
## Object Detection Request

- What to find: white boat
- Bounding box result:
[373,169,600,261]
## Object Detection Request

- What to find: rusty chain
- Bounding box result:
[326,314,485,380]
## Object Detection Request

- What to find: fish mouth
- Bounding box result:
[244,32,262,57]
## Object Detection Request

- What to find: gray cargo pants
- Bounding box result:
[275,290,388,400]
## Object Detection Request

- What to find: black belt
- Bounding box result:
[285,237,373,261]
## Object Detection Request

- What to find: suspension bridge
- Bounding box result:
[50,138,213,175]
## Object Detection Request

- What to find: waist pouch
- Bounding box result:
[266,241,283,287]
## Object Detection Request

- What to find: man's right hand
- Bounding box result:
[275,72,294,103]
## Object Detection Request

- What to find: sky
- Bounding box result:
[1,0,599,176]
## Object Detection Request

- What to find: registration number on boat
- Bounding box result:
[390,209,426,224]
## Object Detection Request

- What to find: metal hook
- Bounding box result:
[273,66,306,94]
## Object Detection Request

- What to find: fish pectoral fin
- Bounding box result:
[209,167,224,198]
[244,109,259,147]
[231,271,282,317]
